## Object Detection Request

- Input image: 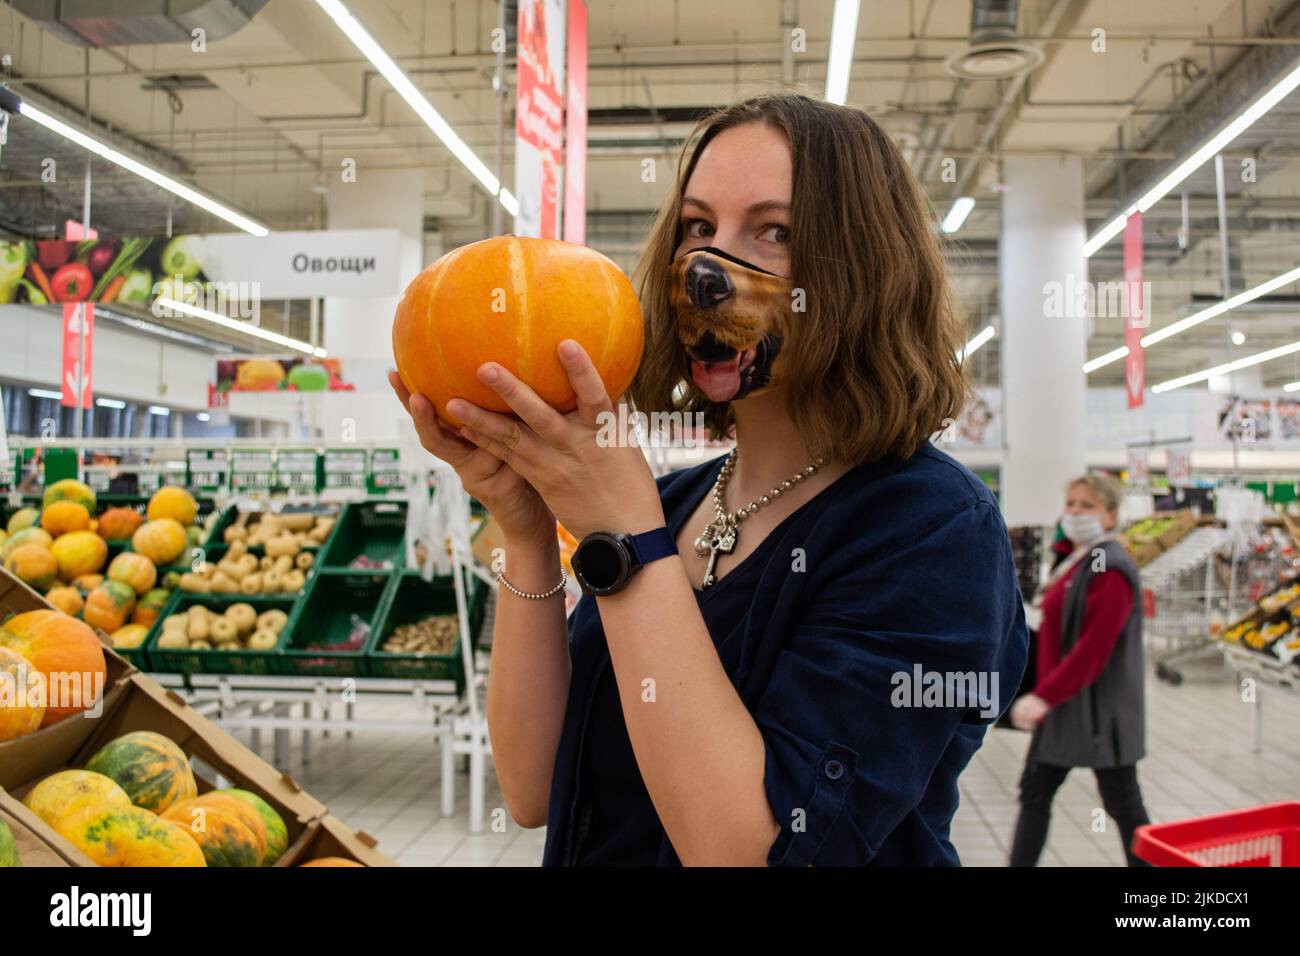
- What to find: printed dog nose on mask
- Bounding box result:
[670,247,793,403]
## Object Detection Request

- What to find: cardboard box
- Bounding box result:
[279,814,397,867]
[0,569,136,787]
[0,787,94,866]
[1157,509,1197,549]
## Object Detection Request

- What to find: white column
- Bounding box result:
[999,156,1089,526]
[318,169,427,443]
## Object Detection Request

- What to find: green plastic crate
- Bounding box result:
[277,569,391,677]
[141,592,298,677]
[318,500,406,570]
[366,570,484,687]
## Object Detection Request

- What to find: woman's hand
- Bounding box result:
[389,371,555,548]
[445,340,665,541]
[1009,693,1050,731]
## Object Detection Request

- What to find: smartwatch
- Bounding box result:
[571,527,677,596]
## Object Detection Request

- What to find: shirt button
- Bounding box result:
[824,759,844,781]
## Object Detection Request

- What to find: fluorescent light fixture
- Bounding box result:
[1140,263,1300,348]
[96,397,126,409]
[958,325,996,362]
[824,0,861,105]
[156,298,327,358]
[149,405,171,416]
[1151,337,1300,393]
[940,197,975,235]
[27,388,63,400]
[1083,210,1133,258]
[1082,345,1130,373]
[18,102,268,237]
[1284,381,1300,393]
[1232,330,1246,346]
[196,412,211,422]
[314,0,518,216]
[1085,60,1300,256]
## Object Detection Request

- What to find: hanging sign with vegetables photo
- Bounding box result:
[215,355,354,394]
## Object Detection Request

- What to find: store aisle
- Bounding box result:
[277,659,1300,867]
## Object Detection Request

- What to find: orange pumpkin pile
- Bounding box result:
[392,235,644,427]
[2,484,215,652]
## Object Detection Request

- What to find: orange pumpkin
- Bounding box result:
[50,530,108,581]
[132,588,171,627]
[40,500,91,536]
[72,573,104,597]
[300,857,364,867]
[132,518,187,566]
[83,581,137,634]
[0,610,106,727]
[45,585,85,617]
[392,236,644,427]
[96,506,144,541]
[4,543,59,592]
[0,645,47,740]
[109,624,150,650]
[1,527,52,561]
[107,552,157,596]
[147,487,198,526]
[42,478,96,513]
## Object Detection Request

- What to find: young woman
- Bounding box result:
[391,92,1027,866]
[1008,474,1151,866]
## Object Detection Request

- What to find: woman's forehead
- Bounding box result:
[687,125,792,206]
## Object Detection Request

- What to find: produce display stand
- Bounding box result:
[1220,644,1300,753]
[1139,525,1236,685]
[3,437,501,836]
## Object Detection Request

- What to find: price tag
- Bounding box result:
[276,449,319,492]
[230,450,274,492]
[324,448,367,490]
[367,448,402,492]
[136,468,164,494]
[187,449,228,491]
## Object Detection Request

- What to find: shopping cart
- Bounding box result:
[1133,802,1300,866]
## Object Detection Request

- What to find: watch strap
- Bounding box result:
[625,527,677,567]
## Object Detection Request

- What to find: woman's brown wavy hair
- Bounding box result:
[628,91,969,465]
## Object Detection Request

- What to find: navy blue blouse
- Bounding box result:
[542,444,1028,866]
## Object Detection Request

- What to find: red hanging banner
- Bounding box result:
[60,303,94,409]
[562,0,588,244]
[1123,212,1145,409]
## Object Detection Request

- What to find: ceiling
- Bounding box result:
[0,0,1298,389]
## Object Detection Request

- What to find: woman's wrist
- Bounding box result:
[500,531,564,592]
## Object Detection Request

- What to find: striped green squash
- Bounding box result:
[84,731,197,814]
[0,818,20,867]
[222,788,289,865]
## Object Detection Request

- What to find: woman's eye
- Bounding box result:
[683,219,714,238]
[760,223,791,244]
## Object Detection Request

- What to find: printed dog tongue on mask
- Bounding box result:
[692,347,758,402]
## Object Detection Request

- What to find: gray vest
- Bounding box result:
[1027,539,1145,768]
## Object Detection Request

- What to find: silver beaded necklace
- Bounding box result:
[693,449,824,589]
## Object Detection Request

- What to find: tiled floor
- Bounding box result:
[247,651,1299,866]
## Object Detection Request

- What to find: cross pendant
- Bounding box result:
[700,526,736,589]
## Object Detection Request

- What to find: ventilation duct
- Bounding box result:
[11,0,269,48]
[944,0,1046,80]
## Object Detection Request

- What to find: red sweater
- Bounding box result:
[1032,560,1134,708]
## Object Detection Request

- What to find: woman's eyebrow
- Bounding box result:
[681,196,712,213]
[747,200,790,215]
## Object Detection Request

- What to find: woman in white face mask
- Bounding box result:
[1008,474,1152,866]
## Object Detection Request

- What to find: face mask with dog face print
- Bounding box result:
[670,247,794,403]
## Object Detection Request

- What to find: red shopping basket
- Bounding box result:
[1133,802,1300,867]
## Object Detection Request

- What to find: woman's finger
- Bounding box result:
[388,370,412,408]
[406,392,478,466]
[557,340,614,426]
[459,424,540,483]
[474,363,571,446]
[446,398,548,466]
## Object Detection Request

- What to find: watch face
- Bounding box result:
[573,533,629,595]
